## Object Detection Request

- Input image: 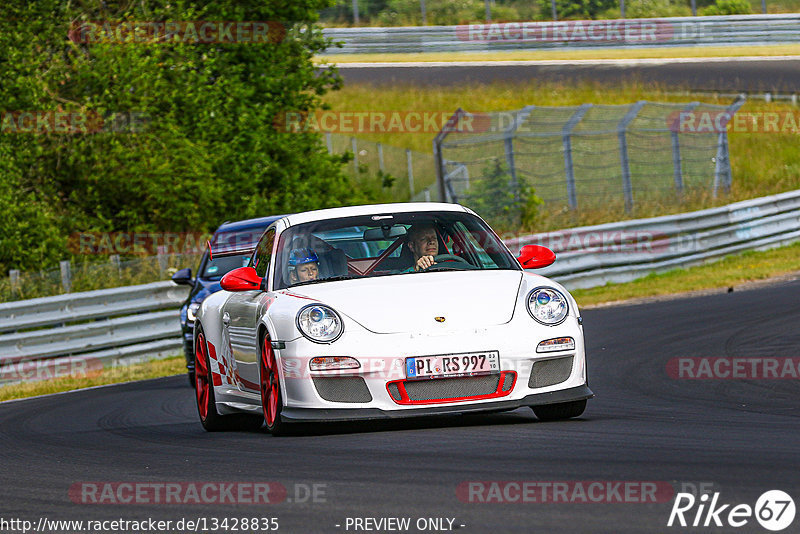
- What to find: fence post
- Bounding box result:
[503,106,536,204]
[325,132,332,154]
[434,108,465,203]
[691,0,697,15]
[110,254,121,278]
[714,97,746,196]
[351,137,359,175]
[406,149,415,197]
[618,101,646,213]
[551,0,558,20]
[671,102,699,198]
[352,0,359,24]
[378,142,385,173]
[562,104,592,210]
[421,0,427,24]
[157,246,168,277]
[620,0,626,18]
[60,261,72,293]
[9,269,20,299]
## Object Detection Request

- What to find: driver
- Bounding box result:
[288,247,320,283]
[406,223,439,272]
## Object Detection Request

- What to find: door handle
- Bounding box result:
[222,312,231,326]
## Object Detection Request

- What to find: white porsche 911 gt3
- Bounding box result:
[193,203,592,434]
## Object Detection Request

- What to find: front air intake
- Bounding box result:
[528,356,574,389]
[312,376,373,403]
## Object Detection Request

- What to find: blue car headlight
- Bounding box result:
[296,304,344,343]
[526,287,569,326]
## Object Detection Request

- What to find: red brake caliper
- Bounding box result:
[262,338,278,426]
[195,334,209,419]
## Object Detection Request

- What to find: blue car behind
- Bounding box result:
[171,215,284,387]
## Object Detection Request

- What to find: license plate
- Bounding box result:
[405,351,500,379]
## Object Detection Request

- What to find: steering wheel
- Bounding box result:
[422,254,476,271]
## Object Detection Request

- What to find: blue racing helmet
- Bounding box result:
[288,247,318,266]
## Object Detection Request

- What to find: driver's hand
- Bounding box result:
[415,255,436,271]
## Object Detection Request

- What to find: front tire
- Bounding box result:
[260,335,290,436]
[532,399,587,421]
[195,327,263,432]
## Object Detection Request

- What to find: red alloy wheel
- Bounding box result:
[195,333,210,420]
[260,337,280,427]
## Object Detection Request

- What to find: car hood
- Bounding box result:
[285,270,523,334]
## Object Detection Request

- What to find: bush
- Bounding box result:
[700,0,752,14]
[537,0,618,19]
[463,159,542,230]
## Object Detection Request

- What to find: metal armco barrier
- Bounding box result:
[0,281,188,385]
[321,15,800,54]
[504,189,800,289]
[2,190,799,383]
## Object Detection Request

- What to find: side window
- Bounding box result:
[252,228,275,278]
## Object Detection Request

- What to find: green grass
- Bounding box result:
[323,79,800,232]
[572,240,800,307]
[0,355,185,403]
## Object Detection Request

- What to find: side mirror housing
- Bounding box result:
[171,267,194,286]
[517,245,556,269]
[221,267,263,292]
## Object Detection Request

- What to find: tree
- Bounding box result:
[0,0,364,272]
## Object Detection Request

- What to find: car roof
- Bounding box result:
[282,202,470,227]
[214,215,286,235]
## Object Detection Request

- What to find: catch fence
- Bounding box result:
[434,98,745,214]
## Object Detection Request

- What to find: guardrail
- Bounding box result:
[505,189,800,289]
[0,282,189,385]
[321,15,800,54]
[2,190,798,383]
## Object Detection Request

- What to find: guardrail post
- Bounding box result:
[618,101,646,213]
[562,104,592,210]
[9,270,20,299]
[407,149,415,197]
[60,261,72,293]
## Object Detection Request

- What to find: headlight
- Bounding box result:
[296,304,344,343]
[187,302,200,322]
[526,287,569,326]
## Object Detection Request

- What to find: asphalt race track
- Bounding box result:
[1,279,798,534]
[336,58,800,92]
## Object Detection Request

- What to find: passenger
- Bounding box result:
[406,223,439,272]
[288,248,320,283]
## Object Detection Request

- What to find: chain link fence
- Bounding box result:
[326,133,439,202]
[434,98,745,215]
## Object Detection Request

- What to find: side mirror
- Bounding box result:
[221,267,263,292]
[517,245,556,269]
[171,267,194,286]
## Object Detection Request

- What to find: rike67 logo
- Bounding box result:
[668,490,795,531]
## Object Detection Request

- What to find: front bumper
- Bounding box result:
[280,384,593,422]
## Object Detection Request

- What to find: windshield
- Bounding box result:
[201,254,250,279]
[273,211,519,290]
[201,228,266,279]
